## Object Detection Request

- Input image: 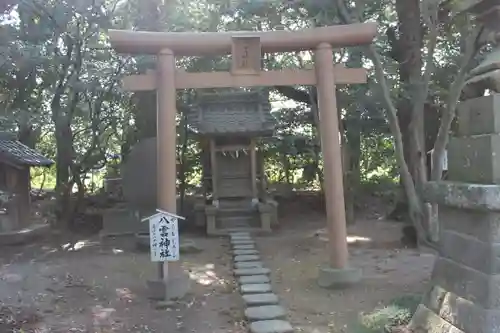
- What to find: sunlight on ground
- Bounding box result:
[346,235,372,244]
[61,240,97,251]
[187,263,229,286]
[315,229,373,245]
[115,287,136,301]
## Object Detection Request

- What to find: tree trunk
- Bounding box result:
[178,110,189,213]
[54,120,74,227]
[386,0,426,235]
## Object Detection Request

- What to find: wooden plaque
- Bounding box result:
[231,36,261,75]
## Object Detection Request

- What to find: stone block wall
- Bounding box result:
[411,183,500,333]
[410,94,500,333]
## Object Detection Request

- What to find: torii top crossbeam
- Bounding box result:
[107,23,377,56]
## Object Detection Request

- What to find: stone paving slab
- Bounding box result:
[229,232,251,237]
[231,235,253,240]
[233,249,259,255]
[234,267,271,276]
[231,239,255,245]
[239,275,270,284]
[241,283,272,294]
[249,320,294,333]
[242,293,279,306]
[235,261,263,269]
[234,254,260,262]
[245,305,286,321]
[233,244,256,250]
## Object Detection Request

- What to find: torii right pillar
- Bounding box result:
[410,2,500,332]
[315,42,361,287]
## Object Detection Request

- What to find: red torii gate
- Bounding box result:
[108,22,376,293]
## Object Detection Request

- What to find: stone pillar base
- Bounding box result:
[317,266,361,289]
[146,270,191,301]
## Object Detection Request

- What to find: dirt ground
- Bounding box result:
[257,213,434,333]
[0,235,245,332]
[0,198,435,333]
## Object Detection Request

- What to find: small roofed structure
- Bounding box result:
[0,132,53,244]
[192,91,278,235]
[187,91,275,136]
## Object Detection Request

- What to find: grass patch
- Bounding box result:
[350,294,421,333]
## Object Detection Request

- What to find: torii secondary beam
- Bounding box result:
[122,67,367,91]
[108,23,377,56]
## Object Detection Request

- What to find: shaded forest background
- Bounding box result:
[0,0,489,241]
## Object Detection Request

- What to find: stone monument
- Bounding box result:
[409,1,500,332]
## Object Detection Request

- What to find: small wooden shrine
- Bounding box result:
[189,91,278,235]
[0,132,53,243]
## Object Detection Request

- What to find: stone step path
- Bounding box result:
[228,232,294,333]
[235,261,263,269]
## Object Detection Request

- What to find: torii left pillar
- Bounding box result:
[315,43,361,287]
[146,48,191,300]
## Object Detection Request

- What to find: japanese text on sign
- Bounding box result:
[148,211,181,262]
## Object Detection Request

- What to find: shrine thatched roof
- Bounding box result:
[0,132,54,167]
[187,91,275,136]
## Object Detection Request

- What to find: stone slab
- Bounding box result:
[233,244,255,250]
[457,94,500,136]
[422,285,500,333]
[235,261,263,269]
[249,320,293,333]
[239,275,270,284]
[409,304,464,333]
[423,182,500,211]
[241,283,272,294]
[439,207,500,243]
[146,274,191,301]
[234,267,271,276]
[229,232,251,237]
[245,305,286,321]
[440,229,500,274]
[448,135,500,184]
[431,256,500,309]
[242,293,279,306]
[0,224,50,246]
[234,254,260,262]
[100,208,144,237]
[231,235,253,241]
[231,239,255,245]
[317,266,362,288]
[233,249,259,256]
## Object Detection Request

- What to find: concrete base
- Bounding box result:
[317,266,361,289]
[99,208,144,238]
[146,270,191,301]
[0,224,50,245]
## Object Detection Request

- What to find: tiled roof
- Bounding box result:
[0,133,54,167]
[187,91,276,136]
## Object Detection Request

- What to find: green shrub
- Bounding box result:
[350,294,421,333]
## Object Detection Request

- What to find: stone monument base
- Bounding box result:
[317,266,361,288]
[411,182,500,333]
[0,223,50,245]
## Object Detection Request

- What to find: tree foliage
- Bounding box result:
[0,0,488,233]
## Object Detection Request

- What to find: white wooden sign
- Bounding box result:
[141,209,185,262]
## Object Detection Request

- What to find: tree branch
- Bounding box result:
[431,26,483,180]
[334,0,426,239]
